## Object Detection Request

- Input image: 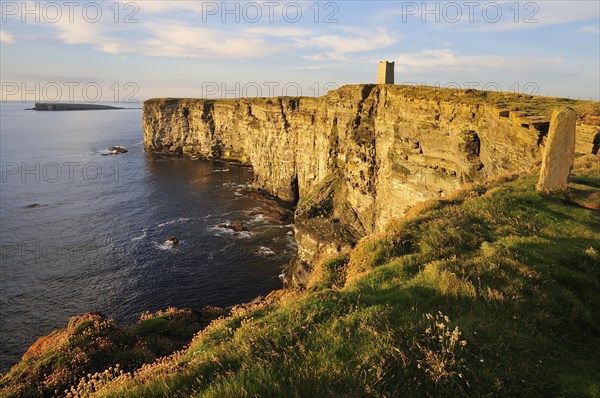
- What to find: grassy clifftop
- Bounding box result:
[145,84,600,124]
[2,155,599,397]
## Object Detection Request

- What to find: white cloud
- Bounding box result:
[24,11,280,59]
[0,30,16,44]
[0,0,397,62]
[527,1,599,26]
[97,41,123,54]
[379,0,599,32]
[132,0,322,23]
[135,22,278,59]
[395,49,563,73]
[243,27,313,38]
[309,29,396,53]
[466,1,600,32]
[17,2,397,62]
[53,19,107,46]
[288,63,341,70]
[579,25,600,35]
[296,28,399,61]
[132,0,210,14]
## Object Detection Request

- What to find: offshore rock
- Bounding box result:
[164,235,179,246]
[109,146,128,154]
[217,221,248,232]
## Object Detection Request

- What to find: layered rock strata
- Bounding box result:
[143,85,599,286]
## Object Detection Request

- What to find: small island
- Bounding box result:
[30,103,125,111]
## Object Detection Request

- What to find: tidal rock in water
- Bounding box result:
[217,221,248,232]
[238,188,293,222]
[163,235,179,246]
[109,146,128,154]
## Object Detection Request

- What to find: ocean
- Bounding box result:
[0,102,296,372]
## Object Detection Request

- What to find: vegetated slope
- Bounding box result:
[0,308,225,397]
[2,156,599,397]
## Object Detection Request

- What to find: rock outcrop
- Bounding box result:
[164,235,179,246]
[537,108,577,192]
[143,85,599,286]
[217,221,248,233]
[109,145,128,154]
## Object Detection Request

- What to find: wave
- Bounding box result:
[158,217,190,227]
[154,240,183,251]
[236,231,252,239]
[223,181,252,189]
[131,230,147,241]
[247,213,269,224]
[285,234,298,249]
[208,224,253,239]
[255,246,275,257]
[56,153,92,159]
[208,225,235,235]
[154,242,173,251]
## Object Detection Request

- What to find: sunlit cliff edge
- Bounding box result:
[142,84,599,286]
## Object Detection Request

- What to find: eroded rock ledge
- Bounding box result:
[143,84,599,286]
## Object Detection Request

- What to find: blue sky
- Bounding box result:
[1,0,599,102]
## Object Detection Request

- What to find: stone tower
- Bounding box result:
[377,61,394,84]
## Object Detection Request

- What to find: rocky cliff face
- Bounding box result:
[144,85,599,286]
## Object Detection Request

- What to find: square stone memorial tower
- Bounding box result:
[377,61,395,84]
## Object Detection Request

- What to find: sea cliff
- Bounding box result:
[143,84,599,286]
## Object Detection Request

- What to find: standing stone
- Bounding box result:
[537,108,576,192]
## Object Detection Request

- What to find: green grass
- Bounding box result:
[0,309,224,397]
[3,157,599,398]
[145,84,600,125]
[69,156,597,398]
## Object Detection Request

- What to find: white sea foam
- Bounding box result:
[131,230,147,241]
[154,238,184,251]
[236,231,252,239]
[155,242,174,251]
[158,217,190,227]
[255,246,275,256]
[208,225,235,235]
[248,213,269,224]
[209,224,253,238]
